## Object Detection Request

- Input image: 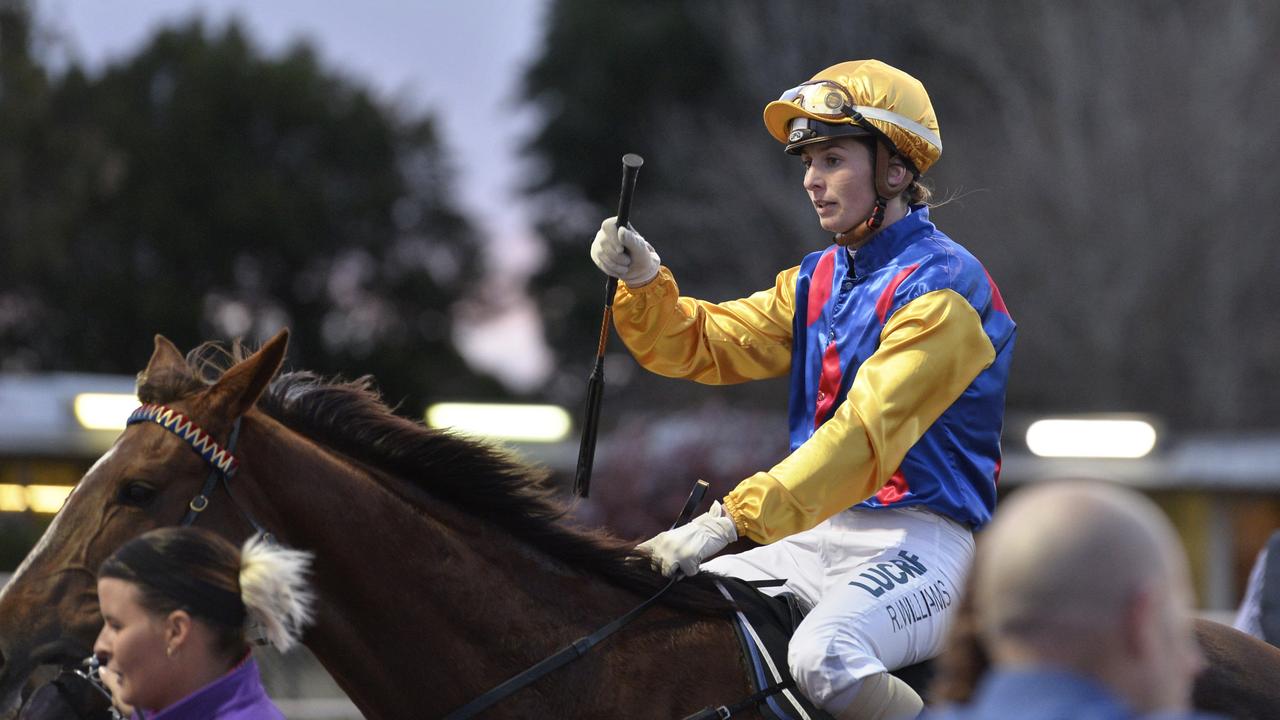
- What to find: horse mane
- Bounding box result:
[137,345,730,614]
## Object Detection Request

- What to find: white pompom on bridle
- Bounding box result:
[239,535,316,652]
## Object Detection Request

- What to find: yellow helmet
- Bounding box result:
[763,59,942,175]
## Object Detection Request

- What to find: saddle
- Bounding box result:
[711,577,934,720]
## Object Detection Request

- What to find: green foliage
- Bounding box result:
[522,0,1280,429]
[523,0,725,200]
[520,0,759,410]
[0,13,501,410]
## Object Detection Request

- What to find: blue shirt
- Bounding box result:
[926,668,1222,720]
[790,206,1015,529]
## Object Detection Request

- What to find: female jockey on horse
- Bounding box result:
[590,59,1016,719]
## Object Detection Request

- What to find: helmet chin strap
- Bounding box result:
[833,141,913,248]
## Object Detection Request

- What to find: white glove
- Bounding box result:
[589,216,661,287]
[636,501,738,578]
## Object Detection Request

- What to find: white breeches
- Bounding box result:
[703,505,974,712]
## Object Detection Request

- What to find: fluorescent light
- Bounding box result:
[0,484,26,512]
[1026,418,1157,459]
[26,485,72,513]
[74,393,140,430]
[425,403,572,443]
[0,484,73,513]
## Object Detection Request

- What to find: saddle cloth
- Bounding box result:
[714,577,935,720]
[714,577,834,720]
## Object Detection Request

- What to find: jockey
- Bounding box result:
[590,59,1015,719]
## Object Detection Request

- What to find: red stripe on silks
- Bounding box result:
[875,263,920,324]
[984,267,1009,315]
[876,469,910,504]
[806,247,837,327]
[813,340,842,428]
[993,457,1002,485]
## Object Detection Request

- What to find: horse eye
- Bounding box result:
[118,483,157,507]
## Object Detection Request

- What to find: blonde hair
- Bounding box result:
[240,534,316,652]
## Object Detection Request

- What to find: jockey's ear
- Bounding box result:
[205,329,290,419]
[144,335,187,376]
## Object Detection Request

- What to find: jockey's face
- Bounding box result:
[801,138,876,236]
[800,138,910,243]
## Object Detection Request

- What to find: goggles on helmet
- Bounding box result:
[777,80,854,119]
[775,80,936,175]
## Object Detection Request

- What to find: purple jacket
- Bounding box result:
[135,655,284,720]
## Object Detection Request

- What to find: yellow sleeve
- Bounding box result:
[612,266,797,384]
[722,289,996,543]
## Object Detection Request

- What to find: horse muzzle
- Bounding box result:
[0,639,94,720]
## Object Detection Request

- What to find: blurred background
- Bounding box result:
[3,0,1280,716]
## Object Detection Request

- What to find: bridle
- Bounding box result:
[33,657,124,720]
[66,657,122,720]
[125,404,272,540]
[48,404,271,717]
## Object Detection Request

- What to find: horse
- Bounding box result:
[1,330,1278,718]
[0,331,756,719]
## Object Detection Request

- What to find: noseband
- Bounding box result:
[63,656,123,720]
[125,404,271,539]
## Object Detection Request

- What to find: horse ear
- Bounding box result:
[205,329,290,419]
[145,335,188,375]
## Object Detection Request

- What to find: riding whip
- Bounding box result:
[574,153,644,498]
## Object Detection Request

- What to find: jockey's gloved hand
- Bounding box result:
[637,501,737,578]
[590,216,661,287]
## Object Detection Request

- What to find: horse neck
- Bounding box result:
[235,414,649,718]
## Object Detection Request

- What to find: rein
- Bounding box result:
[443,480,711,719]
[125,404,271,539]
[443,575,683,720]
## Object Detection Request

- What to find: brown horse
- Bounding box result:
[0,331,753,719]
[2,331,1278,718]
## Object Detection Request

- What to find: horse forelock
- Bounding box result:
[135,367,204,404]
[135,341,252,404]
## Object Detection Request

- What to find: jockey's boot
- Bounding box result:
[834,671,923,720]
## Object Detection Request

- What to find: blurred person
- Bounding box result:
[94,527,314,720]
[591,59,1015,719]
[928,481,1216,720]
[1232,529,1280,646]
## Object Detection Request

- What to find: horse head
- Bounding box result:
[0,331,288,718]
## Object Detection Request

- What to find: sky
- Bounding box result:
[31,0,554,390]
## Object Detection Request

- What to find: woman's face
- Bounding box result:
[94,577,179,711]
[800,138,876,235]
